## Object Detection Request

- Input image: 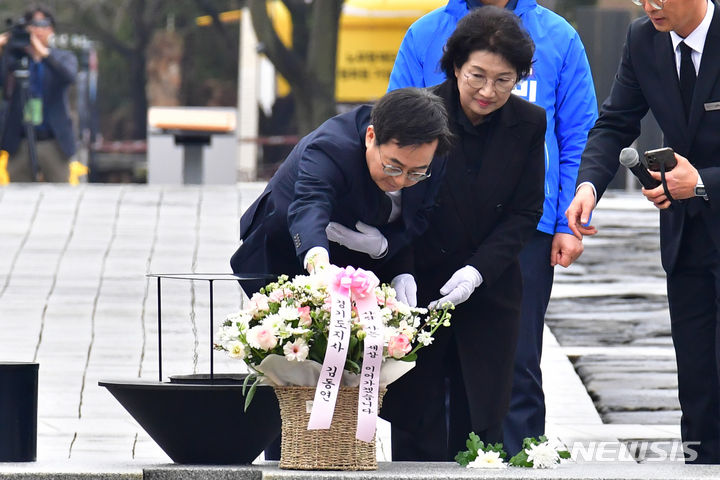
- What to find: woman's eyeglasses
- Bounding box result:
[463,72,517,94]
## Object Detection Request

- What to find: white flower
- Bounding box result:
[277,305,300,321]
[379,307,393,322]
[262,313,284,331]
[526,441,560,469]
[226,340,246,359]
[395,301,412,317]
[417,331,433,346]
[467,451,507,469]
[383,326,399,343]
[283,338,309,361]
[397,319,416,338]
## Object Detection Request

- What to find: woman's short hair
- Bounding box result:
[371,87,454,157]
[440,6,534,81]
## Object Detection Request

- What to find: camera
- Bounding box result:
[4,17,30,61]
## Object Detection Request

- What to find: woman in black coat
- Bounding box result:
[381,6,547,461]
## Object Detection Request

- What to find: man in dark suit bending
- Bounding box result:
[567,0,720,464]
[231,87,453,303]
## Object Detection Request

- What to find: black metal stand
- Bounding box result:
[99,272,280,464]
[0,57,40,180]
[146,272,274,382]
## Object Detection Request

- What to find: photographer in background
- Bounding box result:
[0,4,78,182]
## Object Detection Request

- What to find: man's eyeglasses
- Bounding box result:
[377,146,431,182]
[381,163,431,182]
[630,0,666,10]
[463,72,517,94]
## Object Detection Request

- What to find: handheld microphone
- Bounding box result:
[619,147,660,189]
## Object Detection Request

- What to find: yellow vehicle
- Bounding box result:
[199,0,446,103]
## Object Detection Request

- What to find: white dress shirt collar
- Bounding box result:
[670,0,714,75]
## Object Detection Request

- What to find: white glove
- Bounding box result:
[303,247,329,273]
[391,273,417,307]
[325,221,388,259]
[428,265,483,310]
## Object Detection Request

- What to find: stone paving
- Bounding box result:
[0,184,695,474]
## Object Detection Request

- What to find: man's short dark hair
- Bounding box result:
[24,3,56,28]
[440,6,534,81]
[371,87,454,157]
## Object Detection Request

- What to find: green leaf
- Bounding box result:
[466,432,482,453]
[487,442,507,459]
[243,375,261,412]
[242,372,255,396]
[558,450,571,459]
[455,432,481,466]
[509,450,533,467]
[345,357,360,374]
[454,449,476,467]
[400,352,417,362]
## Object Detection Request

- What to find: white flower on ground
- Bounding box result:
[246,325,278,350]
[526,441,560,469]
[226,340,246,359]
[283,338,309,361]
[467,451,507,469]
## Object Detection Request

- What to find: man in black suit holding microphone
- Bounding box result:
[566,0,720,463]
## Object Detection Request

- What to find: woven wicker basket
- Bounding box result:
[273,385,386,470]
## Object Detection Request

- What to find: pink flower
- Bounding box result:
[381,293,399,312]
[387,334,411,359]
[298,306,312,327]
[331,266,356,296]
[350,269,379,298]
[249,292,269,312]
[246,325,278,351]
[268,288,287,303]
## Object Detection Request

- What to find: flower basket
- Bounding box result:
[274,385,386,470]
[215,266,453,471]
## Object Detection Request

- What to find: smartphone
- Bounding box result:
[643,147,677,172]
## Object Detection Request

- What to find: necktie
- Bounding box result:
[679,42,696,121]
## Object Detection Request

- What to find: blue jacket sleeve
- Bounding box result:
[387,29,425,91]
[553,32,598,234]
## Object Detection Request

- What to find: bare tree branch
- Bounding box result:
[248,0,306,90]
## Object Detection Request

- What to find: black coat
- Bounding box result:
[230,105,445,292]
[382,79,546,433]
[577,4,720,274]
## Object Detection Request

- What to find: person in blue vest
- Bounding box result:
[387,0,598,455]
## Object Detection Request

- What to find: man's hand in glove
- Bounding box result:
[391,273,417,307]
[325,221,388,259]
[428,265,483,310]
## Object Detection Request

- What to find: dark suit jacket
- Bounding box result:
[1,48,78,157]
[230,105,446,292]
[577,3,720,273]
[381,79,546,430]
